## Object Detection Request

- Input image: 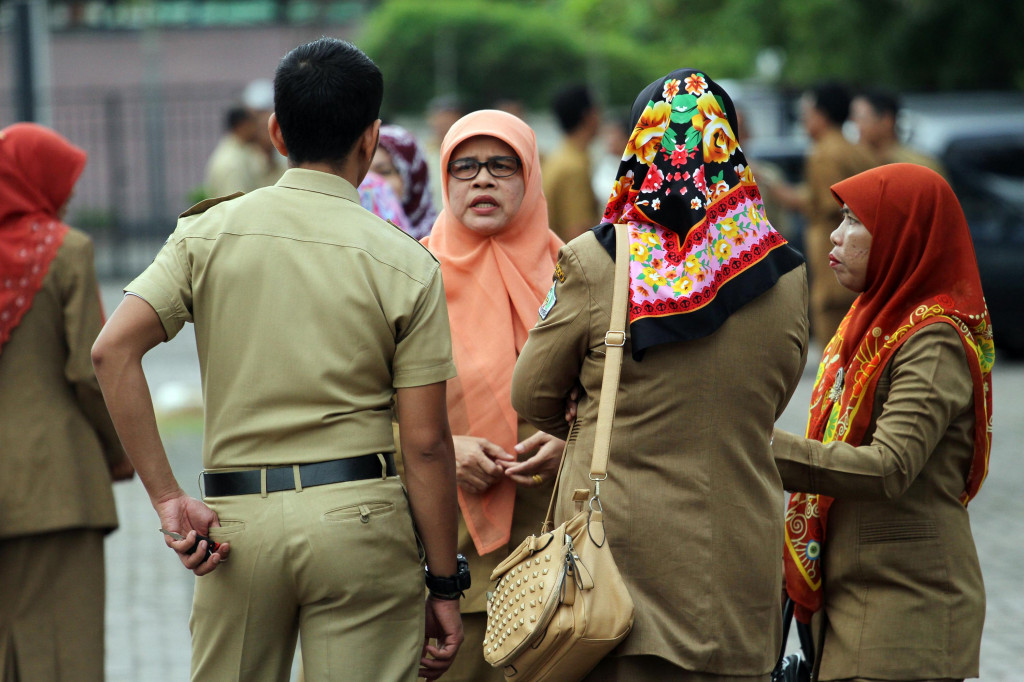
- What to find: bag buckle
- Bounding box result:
[604,331,625,347]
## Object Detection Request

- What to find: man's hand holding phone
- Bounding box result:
[155,492,230,575]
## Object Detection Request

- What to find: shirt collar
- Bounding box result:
[275,168,360,203]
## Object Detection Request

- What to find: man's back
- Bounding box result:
[128,169,449,468]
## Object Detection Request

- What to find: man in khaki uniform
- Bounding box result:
[204,105,260,197]
[543,84,601,242]
[92,39,464,681]
[768,83,877,346]
[850,89,946,174]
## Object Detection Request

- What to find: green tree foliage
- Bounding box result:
[362,0,1023,113]
[359,0,652,114]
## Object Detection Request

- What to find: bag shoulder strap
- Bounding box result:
[541,224,629,529]
[589,223,629,480]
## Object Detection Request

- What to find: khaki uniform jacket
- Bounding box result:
[542,142,599,243]
[804,130,877,345]
[0,229,124,538]
[511,232,809,675]
[774,324,984,680]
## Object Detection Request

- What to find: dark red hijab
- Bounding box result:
[0,123,86,352]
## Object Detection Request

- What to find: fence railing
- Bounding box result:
[3,82,245,277]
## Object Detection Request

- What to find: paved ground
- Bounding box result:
[99,282,1024,680]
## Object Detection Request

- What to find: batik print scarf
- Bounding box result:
[0,123,86,353]
[596,68,804,356]
[784,163,994,623]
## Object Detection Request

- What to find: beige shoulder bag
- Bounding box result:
[483,224,635,681]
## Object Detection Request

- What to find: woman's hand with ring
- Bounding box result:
[502,431,564,486]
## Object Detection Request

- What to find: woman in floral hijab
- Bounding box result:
[595,68,805,354]
[512,70,809,680]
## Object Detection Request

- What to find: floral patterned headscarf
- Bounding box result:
[595,68,804,356]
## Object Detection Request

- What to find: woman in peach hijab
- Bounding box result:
[420,110,564,681]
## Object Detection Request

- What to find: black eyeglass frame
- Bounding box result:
[447,155,521,180]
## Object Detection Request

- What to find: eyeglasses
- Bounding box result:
[447,155,521,180]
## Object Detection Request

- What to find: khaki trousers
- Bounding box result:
[585,655,769,682]
[192,475,425,681]
[0,529,106,682]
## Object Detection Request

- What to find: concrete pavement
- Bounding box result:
[99,283,1024,680]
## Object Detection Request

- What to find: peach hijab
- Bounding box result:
[422,110,562,554]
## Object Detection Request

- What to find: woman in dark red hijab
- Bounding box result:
[774,163,992,681]
[1,123,132,681]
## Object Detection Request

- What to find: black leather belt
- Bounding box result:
[202,454,396,497]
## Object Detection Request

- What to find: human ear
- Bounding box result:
[268,113,288,158]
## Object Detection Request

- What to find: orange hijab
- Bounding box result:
[422,110,562,554]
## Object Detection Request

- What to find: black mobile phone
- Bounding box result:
[160,528,221,561]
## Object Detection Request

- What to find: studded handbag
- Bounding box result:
[482,224,635,681]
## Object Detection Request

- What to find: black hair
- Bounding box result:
[551,84,595,134]
[808,82,852,127]
[273,37,383,164]
[225,106,252,132]
[856,88,900,120]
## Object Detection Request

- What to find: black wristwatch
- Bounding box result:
[425,554,471,600]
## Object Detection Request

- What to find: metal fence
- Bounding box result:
[3,82,244,277]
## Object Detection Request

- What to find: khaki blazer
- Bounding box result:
[0,228,124,538]
[511,232,809,675]
[774,323,984,680]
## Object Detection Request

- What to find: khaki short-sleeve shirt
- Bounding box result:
[127,169,456,469]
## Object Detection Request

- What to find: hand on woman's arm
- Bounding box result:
[774,324,975,500]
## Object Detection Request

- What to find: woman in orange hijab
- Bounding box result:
[420,110,563,681]
[775,163,993,681]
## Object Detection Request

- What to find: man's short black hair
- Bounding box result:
[857,88,900,120]
[273,38,383,165]
[225,106,252,132]
[808,82,852,127]
[551,84,595,134]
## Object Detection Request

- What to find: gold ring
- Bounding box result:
[532,474,544,485]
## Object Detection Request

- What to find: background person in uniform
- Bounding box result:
[91,38,464,681]
[543,84,601,242]
[204,104,260,197]
[0,122,134,682]
[765,82,876,348]
[419,110,564,681]
[512,69,809,681]
[850,88,946,174]
[242,78,288,188]
[370,124,438,240]
[776,164,991,682]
